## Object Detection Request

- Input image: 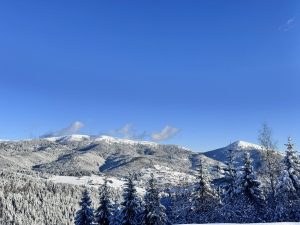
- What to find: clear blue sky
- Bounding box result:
[0,1,299,151]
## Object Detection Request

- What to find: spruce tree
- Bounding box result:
[222,147,237,203]
[230,152,265,222]
[95,176,112,225]
[120,174,142,225]
[75,189,94,225]
[143,174,168,225]
[275,137,300,221]
[189,158,218,223]
[221,147,238,222]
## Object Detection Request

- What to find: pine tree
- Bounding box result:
[230,152,265,223]
[222,147,237,204]
[220,147,238,222]
[95,176,112,225]
[143,174,168,225]
[212,162,223,202]
[75,189,94,225]
[275,137,300,221]
[188,158,218,223]
[110,189,122,225]
[120,174,142,225]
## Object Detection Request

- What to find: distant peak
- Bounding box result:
[228,140,261,150]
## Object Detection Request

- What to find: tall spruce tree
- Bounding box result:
[275,137,300,221]
[230,152,265,223]
[143,174,168,225]
[222,147,237,203]
[188,158,218,223]
[221,147,238,222]
[120,174,142,225]
[95,176,112,225]
[75,189,94,225]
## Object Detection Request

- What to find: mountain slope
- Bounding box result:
[0,135,223,187]
[203,140,283,168]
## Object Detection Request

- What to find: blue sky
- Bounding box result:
[0,1,299,151]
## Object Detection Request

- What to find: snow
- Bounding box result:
[95,135,158,147]
[48,174,145,194]
[44,134,90,143]
[179,223,300,225]
[229,140,262,150]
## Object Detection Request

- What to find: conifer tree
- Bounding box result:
[120,174,142,225]
[222,147,237,203]
[95,176,112,225]
[230,152,265,223]
[221,147,238,222]
[75,189,94,225]
[275,137,300,221]
[143,174,168,225]
[189,158,218,223]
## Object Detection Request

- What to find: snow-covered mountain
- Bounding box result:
[0,135,281,187]
[203,140,283,168]
[0,135,222,187]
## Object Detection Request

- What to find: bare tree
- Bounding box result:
[258,123,280,197]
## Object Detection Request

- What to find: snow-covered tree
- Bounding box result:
[212,161,223,202]
[188,158,219,223]
[275,137,300,221]
[143,174,168,225]
[75,189,94,225]
[220,147,238,222]
[120,174,142,225]
[228,152,265,223]
[110,188,122,225]
[95,176,112,225]
[258,123,279,194]
[258,123,280,221]
[222,147,237,204]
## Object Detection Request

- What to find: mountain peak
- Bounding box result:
[228,140,262,150]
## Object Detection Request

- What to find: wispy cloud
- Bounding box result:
[279,17,296,32]
[151,125,180,141]
[109,123,148,140]
[42,121,84,137]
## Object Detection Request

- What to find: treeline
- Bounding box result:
[75,174,168,225]
[76,136,300,225]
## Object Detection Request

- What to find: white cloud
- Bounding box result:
[42,121,84,137]
[151,125,180,141]
[279,17,296,32]
[109,123,148,140]
[115,123,134,138]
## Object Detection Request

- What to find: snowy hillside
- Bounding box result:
[203,140,283,168]
[179,223,300,225]
[0,135,271,184]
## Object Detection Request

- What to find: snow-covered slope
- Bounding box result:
[0,134,225,187]
[179,223,300,225]
[203,140,283,168]
[95,135,158,147]
[0,136,281,187]
[44,134,91,143]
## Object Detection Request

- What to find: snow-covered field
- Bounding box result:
[179,223,300,225]
[48,174,145,194]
